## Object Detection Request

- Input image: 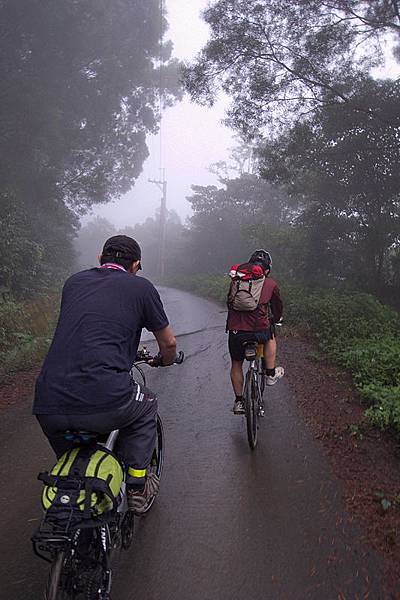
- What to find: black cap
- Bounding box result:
[102,235,142,269]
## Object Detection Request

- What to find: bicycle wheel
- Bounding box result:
[44,551,68,600]
[130,363,146,388]
[79,528,111,600]
[140,414,164,514]
[81,564,110,600]
[121,512,135,550]
[244,370,258,450]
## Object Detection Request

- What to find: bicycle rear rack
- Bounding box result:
[31,510,76,561]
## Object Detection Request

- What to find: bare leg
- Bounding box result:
[263,337,277,369]
[230,359,244,396]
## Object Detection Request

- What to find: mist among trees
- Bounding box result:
[0,0,180,297]
[182,0,400,306]
[1,0,399,308]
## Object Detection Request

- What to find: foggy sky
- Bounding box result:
[84,0,234,229]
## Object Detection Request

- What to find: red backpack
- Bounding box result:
[227,263,265,311]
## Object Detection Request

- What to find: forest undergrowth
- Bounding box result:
[0,294,59,383]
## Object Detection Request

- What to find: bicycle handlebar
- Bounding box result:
[135,347,184,366]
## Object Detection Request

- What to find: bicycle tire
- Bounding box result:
[244,370,258,450]
[129,363,146,388]
[44,551,68,600]
[81,564,109,600]
[121,512,135,550]
[140,414,164,514]
[79,528,110,600]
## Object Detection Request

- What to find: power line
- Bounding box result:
[159,0,163,175]
[148,0,167,279]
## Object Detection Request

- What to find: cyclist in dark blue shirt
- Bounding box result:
[34,235,177,513]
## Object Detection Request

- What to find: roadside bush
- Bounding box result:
[282,287,400,427]
[364,387,400,431]
[0,294,59,382]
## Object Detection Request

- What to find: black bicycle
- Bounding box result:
[32,349,184,600]
[242,342,266,450]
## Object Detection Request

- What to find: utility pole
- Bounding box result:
[148,169,167,278]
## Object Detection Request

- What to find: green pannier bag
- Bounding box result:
[38,445,124,527]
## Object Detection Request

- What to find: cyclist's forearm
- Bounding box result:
[159,340,177,365]
[154,325,177,365]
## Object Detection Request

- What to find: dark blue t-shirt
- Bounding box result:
[33,268,169,415]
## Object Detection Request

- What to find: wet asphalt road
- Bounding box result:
[0,287,384,599]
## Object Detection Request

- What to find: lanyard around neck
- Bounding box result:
[100,263,126,272]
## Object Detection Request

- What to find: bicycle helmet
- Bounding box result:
[249,249,272,271]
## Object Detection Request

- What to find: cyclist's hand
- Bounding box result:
[149,351,184,367]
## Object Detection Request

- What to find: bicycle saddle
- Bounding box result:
[243,341,257,361]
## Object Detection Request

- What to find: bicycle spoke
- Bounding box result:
[44,551,65,600]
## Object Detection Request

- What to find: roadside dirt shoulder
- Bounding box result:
[281,334,400,598]
[0,368,39,409]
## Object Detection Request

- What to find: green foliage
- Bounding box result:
[259,78,400,300]
[184,2,400,306]
[0,1,181,297]
[0,295,59,381]
[184,0,399,133]
[183,174,296,277]
[364,387,400,431]
[283,287,400,432]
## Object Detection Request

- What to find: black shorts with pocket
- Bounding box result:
[228,329,274,362]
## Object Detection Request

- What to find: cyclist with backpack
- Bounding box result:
[227,249,284,414]
[33,234,178,513]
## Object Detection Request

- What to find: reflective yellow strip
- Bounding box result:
[128,467,146,478]
[52,447,80,477]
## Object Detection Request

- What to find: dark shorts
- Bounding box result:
[228,329,274,362]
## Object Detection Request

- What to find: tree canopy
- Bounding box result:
[259,77,400,295]
[183,174,295,275]
[0,0,181,296]
[184,0,400,135]
[181,1,400,305]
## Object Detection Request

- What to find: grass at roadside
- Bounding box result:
[164,275,400,433]
[0,293,59,383]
